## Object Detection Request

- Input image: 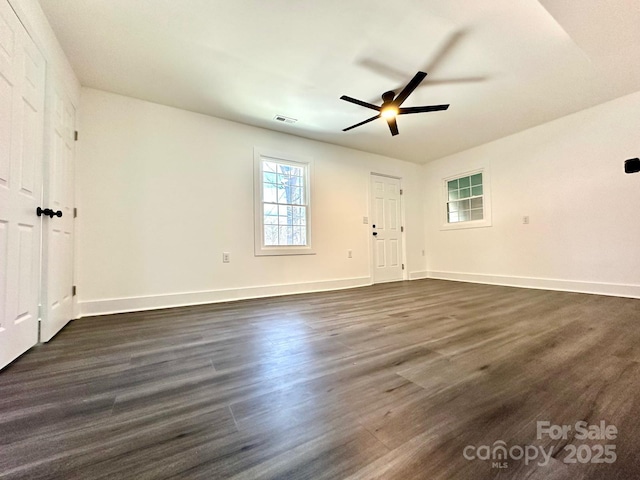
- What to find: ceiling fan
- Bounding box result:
[340,71,449,136]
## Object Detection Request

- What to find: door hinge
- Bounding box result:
[73,207,77,218]
[400,189,403,195]
[401,226,404,233]
[74,130,78,141]
[38,304,43,319]
[72,285,77,296]
[402,264,405,270]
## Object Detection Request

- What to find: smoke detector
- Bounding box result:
[273,115,297,124]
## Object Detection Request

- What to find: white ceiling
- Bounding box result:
[38,0,640,164]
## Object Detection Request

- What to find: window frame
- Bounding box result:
[254,148,315,256]
[440,168,492,230]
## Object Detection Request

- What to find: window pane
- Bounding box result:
[278,205,291,225]
[273,185,303,205]
[290,187,304,205]
[449,200,469,212]
[288,175,303,188]
[292,206,306,225]
[292,226,306,245]
[277,186,288,203]
[279,226,293,245]
[263,183,277,203]
[260,158,309,247]
[470,208,484,221]
[264,214,278,225]
[264,225,278,245]
[445,172,487,226]
[277,164,297,175]
[288,166,303,177]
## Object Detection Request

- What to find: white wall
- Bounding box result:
[424,90,640,298]
[76,88,427,316]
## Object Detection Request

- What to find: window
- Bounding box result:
[254,149,314,255]
[447,172,483,223]
[442,169,491,230]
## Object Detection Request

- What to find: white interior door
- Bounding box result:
[41,78,75,342]
[370,174,404,283]
[0,0,46,369]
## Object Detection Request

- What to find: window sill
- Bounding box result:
[255,246,316,256]
[440,220,492,231]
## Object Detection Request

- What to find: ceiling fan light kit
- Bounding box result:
[340,71,450,136]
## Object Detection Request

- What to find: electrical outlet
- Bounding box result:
[222,252,230,263]
[523,216,530,225]
[422,249,425,256]
[348,250,353,258]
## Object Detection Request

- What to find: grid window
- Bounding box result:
[261,159,309,246]
[447,173,483,223]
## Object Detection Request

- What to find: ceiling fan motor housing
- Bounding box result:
[340,71,449,136]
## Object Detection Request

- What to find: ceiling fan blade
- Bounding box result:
[342,114,380,132]
[423,30,468,73]
[387,117,399,136]
[399,104,450,115]
[423,76,487,86]
[393,71,427,106]
[340,95,381,111]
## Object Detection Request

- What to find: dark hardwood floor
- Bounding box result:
[1,279,640,479]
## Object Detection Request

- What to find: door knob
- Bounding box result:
[37,207,62,218]
[37,207,52,217]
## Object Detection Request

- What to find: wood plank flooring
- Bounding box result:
[1,279,640,479]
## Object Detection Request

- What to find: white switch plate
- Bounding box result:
[348,250,353,258]
[363,217,369,224]
[223,252,230,263]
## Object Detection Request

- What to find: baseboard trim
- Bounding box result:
[79,276,373,317]
[426,271,640,299]
[409,271,428,280]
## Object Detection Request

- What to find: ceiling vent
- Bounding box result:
[273,115,297,124]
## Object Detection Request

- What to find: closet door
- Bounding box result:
[0,0,46,369]
[40,79,75,342]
